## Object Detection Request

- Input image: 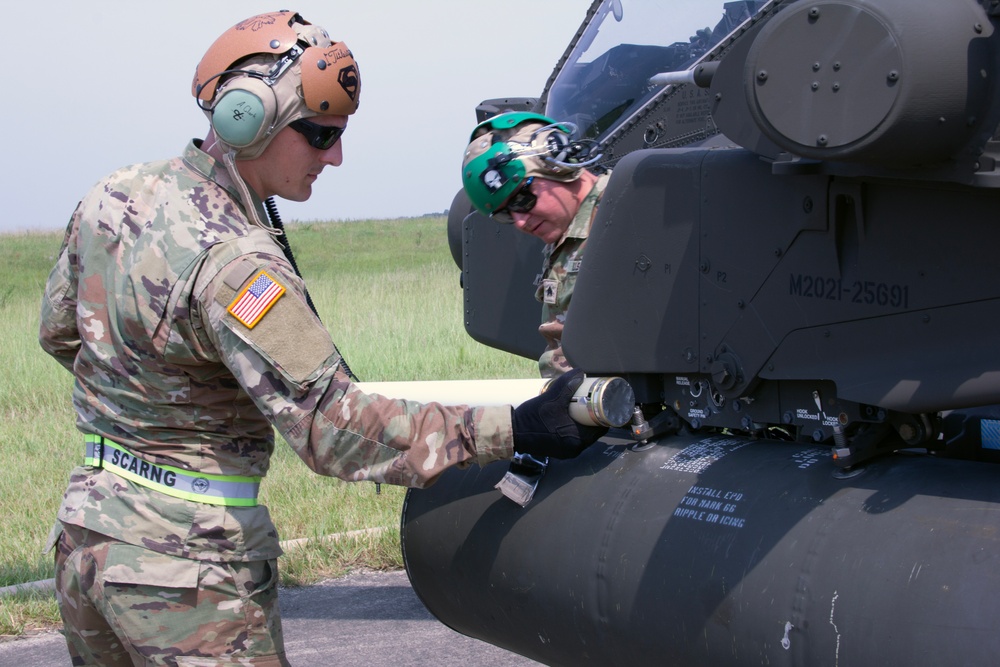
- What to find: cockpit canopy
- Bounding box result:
[544,0,767,141]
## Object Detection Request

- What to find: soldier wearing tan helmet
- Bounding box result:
[462,112,610,377]
[41,12,605,665]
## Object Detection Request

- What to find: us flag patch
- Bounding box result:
[228,270,286,329]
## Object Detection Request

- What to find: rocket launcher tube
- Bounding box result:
[357,376,635,428]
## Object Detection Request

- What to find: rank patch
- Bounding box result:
[228,270,285,329]
[543,279,558,304]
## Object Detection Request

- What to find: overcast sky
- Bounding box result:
[4,1,589,234]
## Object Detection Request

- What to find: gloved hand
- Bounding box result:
[512,369,609,459]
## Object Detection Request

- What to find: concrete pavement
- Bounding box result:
[0,570,540,666]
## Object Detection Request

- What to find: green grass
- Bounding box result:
[0,217,537,637]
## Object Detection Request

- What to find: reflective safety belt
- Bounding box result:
[84,434,261,507]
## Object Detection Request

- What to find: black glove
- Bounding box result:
[512,369,609,459]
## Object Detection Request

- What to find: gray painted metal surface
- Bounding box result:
[403,434,1000,666]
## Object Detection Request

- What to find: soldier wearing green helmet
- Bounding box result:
[462,111,611,377]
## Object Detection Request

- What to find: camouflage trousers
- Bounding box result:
[54,524,288,666]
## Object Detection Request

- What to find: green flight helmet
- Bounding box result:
[462,112,581,223]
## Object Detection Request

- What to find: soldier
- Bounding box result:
[461,112,610,377]
[39,12,605,666]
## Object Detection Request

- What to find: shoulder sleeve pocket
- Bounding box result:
[213,262,337,386]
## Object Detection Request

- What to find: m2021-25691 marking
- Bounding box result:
[789,274,910,309]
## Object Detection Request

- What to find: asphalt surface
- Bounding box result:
[0,570,540,666]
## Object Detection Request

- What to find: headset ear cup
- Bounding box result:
[211,76,277,148]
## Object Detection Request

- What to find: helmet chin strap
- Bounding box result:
[221,148,282,237]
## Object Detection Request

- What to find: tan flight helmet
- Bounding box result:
[193,10,361,160]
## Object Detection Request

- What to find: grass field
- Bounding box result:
[0,216,537,637]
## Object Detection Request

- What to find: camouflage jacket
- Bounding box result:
[39,140,513,562]
[535,172,610,377]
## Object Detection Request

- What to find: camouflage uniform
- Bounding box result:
[40,140,514,665]
[535,173,610,377]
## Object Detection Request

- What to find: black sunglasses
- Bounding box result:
[289,118,345,150]
[501,177,537,215]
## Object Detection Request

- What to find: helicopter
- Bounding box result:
[401,1,1000,664]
